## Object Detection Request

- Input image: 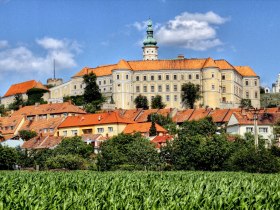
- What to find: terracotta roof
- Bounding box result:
[59,111,135,128]
[135,109,160,123]
[74,58,255,78]
[235,66,257,77]
[232,112,280,125]
[210,109,231,123]
[20,117,65,135]
[117,109,143,121]
[12,102,86,117]
[203,57,218,68]
[81,134,102,141]
[21,135,63,149]
[188,108,212,121]
[173,109,195,123]
[151,135,173,148]
[0,115,24,136]
[215,60,235,70]
[3,80,48,97]
[123,122,167,134]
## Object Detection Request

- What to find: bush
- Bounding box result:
[0,145,22,170]
[45,154,87,170]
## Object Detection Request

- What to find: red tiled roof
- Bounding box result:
[123,122,167,134]
[12,102,86,117]
[21,135,63,149]
[117,109,143,121]
[173,109,195,123]
[59,111,135,128]
[232,112,280,125]
[20,117,65,135]
[73,59,258,78]
[135,108,172,123]
[235,66,257,77]
[188,108,212,121]
[151,135,173,149]
[0,115,24,136]
[4,80,48,97]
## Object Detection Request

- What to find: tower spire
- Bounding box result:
[142,19,158,60]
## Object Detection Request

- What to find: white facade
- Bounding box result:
[272,73,280,93]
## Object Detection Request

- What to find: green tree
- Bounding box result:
[83,72,105,113]
[26,88,48,105]
[45,154,87,170]
[53,136,93,158]
[240,99,252,108]
[260,86,265,94]
[181,82,201,108]
[97,133,159,171]
[63,95,84,106]
[0,105,8,117]
[19,130,37,141]
[149,121,157,136]
[134,95,149,109]
[8,94,25,110]
[147,113,177,134]
[0,145,21,169]
[151,95,166,109]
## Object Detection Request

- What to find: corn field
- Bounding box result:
[0,171,279,209]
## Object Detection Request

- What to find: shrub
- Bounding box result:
[46,154,87,170]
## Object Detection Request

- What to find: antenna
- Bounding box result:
[53,59,56,79]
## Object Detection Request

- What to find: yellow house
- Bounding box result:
[57,111,135,137]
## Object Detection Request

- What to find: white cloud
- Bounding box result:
[133,11,228,51]
[0,37,82,75]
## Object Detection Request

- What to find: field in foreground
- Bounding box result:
[0,171,279,209]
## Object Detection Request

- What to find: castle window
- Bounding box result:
[143,76,147,81]
[254,80,257,86]
[222,97,226,102]
[151,75,154,81]
[174,85,177,91]
[126,75,129,80]
[255,91,258,98]
[166,95,170,101]
[136,86,140,92]
[189,74,192,80]
[158,85,162,92]
[212,73,215,78]
[117,75,120,80]
[166,85,170,92]
[196,74,199,79]
[151,85,155,92]
[222,86,226,93]
[99,81,101,85]
[104,80,106,85]
[246,91,249,99]
[174,95,177,101]
[222,75,225,80]
[174,75,177,80]
[110,80,113,84]
[136,76,139,81]
[166,75,170,80]
[144,86,147,92]
[158,75,162,80]
[212,85,215,90]
[74,85,76,89]
[245,80,249,86]
[80,84,83,88]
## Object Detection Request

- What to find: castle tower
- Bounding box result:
[142,19,158,60]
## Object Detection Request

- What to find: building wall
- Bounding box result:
[1,94,28,108]
[58,123,127,137]
[242,76,260,108]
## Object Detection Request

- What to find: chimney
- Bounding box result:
[98,116,102,121]
[35,102,39,107]
[177,54,185,59]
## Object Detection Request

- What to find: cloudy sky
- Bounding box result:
[0,0,279,95]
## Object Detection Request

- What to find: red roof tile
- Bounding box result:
[21,135,63,149]
[123,122,167,134]
[4,80,48,97]
[59,111,135,128]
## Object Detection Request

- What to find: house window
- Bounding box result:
[166,85,170,92]
[71,130,78,136]
[245,80,249,86]
[158,85,162,92]
[117,75,120,80]
[259,127,268,133]
[151,85,155,92]
[246,91,249,99]
[143,76,147,81]
[151,75,154,81]
[97,128,104,133]
[174,95,177,101]
[196,74,199,79]
[143,86,147,92]
[136,86,140,92]
[166,95,170,101]
[166,75,170,80]
[63,131,67,136]
[136,76,140,81]
[174,85,177,91]
[108,127,113,132]
[222,75,225,80]
[158,75,162,80]
[246,127,253,133]
[173,75,177,80]
[189,74,192,80]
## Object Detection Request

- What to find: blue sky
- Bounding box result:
[0,0,279,95]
